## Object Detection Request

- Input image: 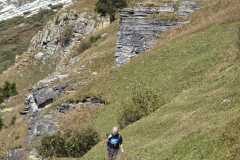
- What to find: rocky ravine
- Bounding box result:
[6,8,109,160]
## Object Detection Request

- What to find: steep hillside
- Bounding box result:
[78,0,240,160]
[0,0,239,160]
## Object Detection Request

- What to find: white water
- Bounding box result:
[0,0,72,22]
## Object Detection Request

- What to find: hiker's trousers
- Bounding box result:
[107,147,119,160]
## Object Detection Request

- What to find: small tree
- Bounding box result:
[2,81,17,98]
[95,0,127,23]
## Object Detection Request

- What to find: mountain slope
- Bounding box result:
[63,1,240,159]
[0,0,240,159]
[79,22,240,160]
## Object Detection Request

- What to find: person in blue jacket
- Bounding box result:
[107,127,124,160]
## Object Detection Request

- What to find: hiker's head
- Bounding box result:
[112,127,119,135]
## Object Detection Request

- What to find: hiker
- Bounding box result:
[107,127,124,160]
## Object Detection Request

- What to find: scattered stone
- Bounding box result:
[92,72,98,75]
[37,74,69,86]
[57,97,105,113]
[34,52,45,61]
[7,148,26,160]
[58,103,74,113]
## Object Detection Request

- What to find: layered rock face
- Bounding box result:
[116,1,199,65]
[0,0,72,21]
[28,11,106,62]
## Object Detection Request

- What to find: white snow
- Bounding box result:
[0,0,72,22]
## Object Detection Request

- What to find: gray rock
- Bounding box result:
[57,97,105,113]
[7,149,26,160]
[28,11,102,62]
[116,0,199,65]
[32,85,66,108]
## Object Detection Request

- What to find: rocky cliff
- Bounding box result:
[116,1,199,65]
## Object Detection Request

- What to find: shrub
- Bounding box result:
[62,25,74,46]
[95,0,127,23]
[77,40,92,53]
[0,81,17,105]
[89,35,101,43]
[72,35,102,57]
[39,134,66,157]
[119,82,165,128]
[2,81,17,98]
[10,115,17,126]
[0,114,3,131]
[65,128,100,157]
[118,103,142,128]
[39,127,100,158]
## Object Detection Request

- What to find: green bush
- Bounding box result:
[95,0,127,23]
[62,25,74,46]
[39,127,100,158]
[89,35,101,43]
[2,81,17,98]
[0,114,4,131]
[40,134,66,157]
[119,82,165,128]
[0,81,17,105]
[77,40,92,53]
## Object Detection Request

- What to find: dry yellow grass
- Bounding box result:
[67,0,97,12]
[154,0,240,48]
[58,107,98,133]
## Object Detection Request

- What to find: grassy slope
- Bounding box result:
[1,0,240,159]
[81,24,240,160]
[0,9,55,73]
[75,4,240,160]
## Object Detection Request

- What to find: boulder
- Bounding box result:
[32,85,66,108]
[7,149,26,160]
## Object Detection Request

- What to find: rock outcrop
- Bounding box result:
[28,11,108,62]
[7,149,26,160]
[116,1,199,65]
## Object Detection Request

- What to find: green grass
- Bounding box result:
[73,22,240,160]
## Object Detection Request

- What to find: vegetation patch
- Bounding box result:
[95,0,127,23]
[222,117,240,160]
[0,9,55,73]
[0,114,3,131]
[39,127,100,158]
[0,81,17,104]
[62,25,74,46]
[118,82,165,128]
[71,34,102,57]
[149,12,178,22]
